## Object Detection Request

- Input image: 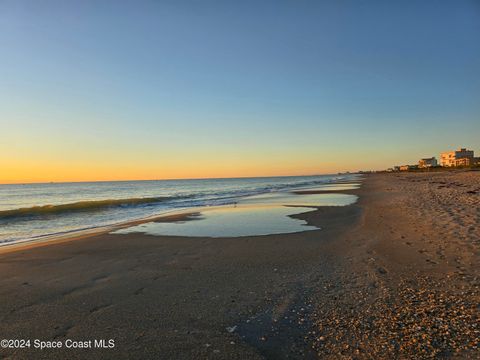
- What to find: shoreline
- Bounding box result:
[0,181,361,254]
[0,184,362,360]
[0,172,478,359]
[0,208,201,255]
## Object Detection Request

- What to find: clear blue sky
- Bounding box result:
[1,0,479,182]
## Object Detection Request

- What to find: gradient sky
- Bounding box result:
[1,0,479,183]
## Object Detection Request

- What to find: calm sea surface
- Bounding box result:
[0,174,358,245]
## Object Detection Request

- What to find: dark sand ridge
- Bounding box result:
[0,172,478,359]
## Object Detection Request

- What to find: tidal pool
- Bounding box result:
[112,205,319,238]
[112,191,358,238]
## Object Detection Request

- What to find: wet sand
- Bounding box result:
[0,172,478,359]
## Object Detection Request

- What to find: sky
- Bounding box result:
[0,0,479,183]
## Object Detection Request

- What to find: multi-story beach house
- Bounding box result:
[440,148,474,167]
[418,157,438,168]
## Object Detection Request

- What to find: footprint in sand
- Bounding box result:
[134,287,145,295]
[89,303,113,314]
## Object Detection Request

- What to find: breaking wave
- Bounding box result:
[0,175,357,223]
[0,197,170,220]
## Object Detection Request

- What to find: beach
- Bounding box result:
[0,171,478,359]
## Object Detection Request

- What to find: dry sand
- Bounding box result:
[0,171,478,359]
[309,171,479,359]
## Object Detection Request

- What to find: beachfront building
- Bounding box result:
[453,157,480,167]
[418,157,438,168]
[440,148,475,167]
[453,158,472,167]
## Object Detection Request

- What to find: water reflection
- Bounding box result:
[112,191,358,238]
[113,205,318,238]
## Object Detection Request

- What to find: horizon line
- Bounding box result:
[0,171,360,186]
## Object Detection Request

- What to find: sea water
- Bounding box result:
[0,174,360,245]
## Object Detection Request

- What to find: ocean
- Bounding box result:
[0,174,358,245]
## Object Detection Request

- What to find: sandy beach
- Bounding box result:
[0,171,478,359]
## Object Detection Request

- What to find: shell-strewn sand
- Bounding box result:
[0,171,478,359]
[309,171,479,358]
